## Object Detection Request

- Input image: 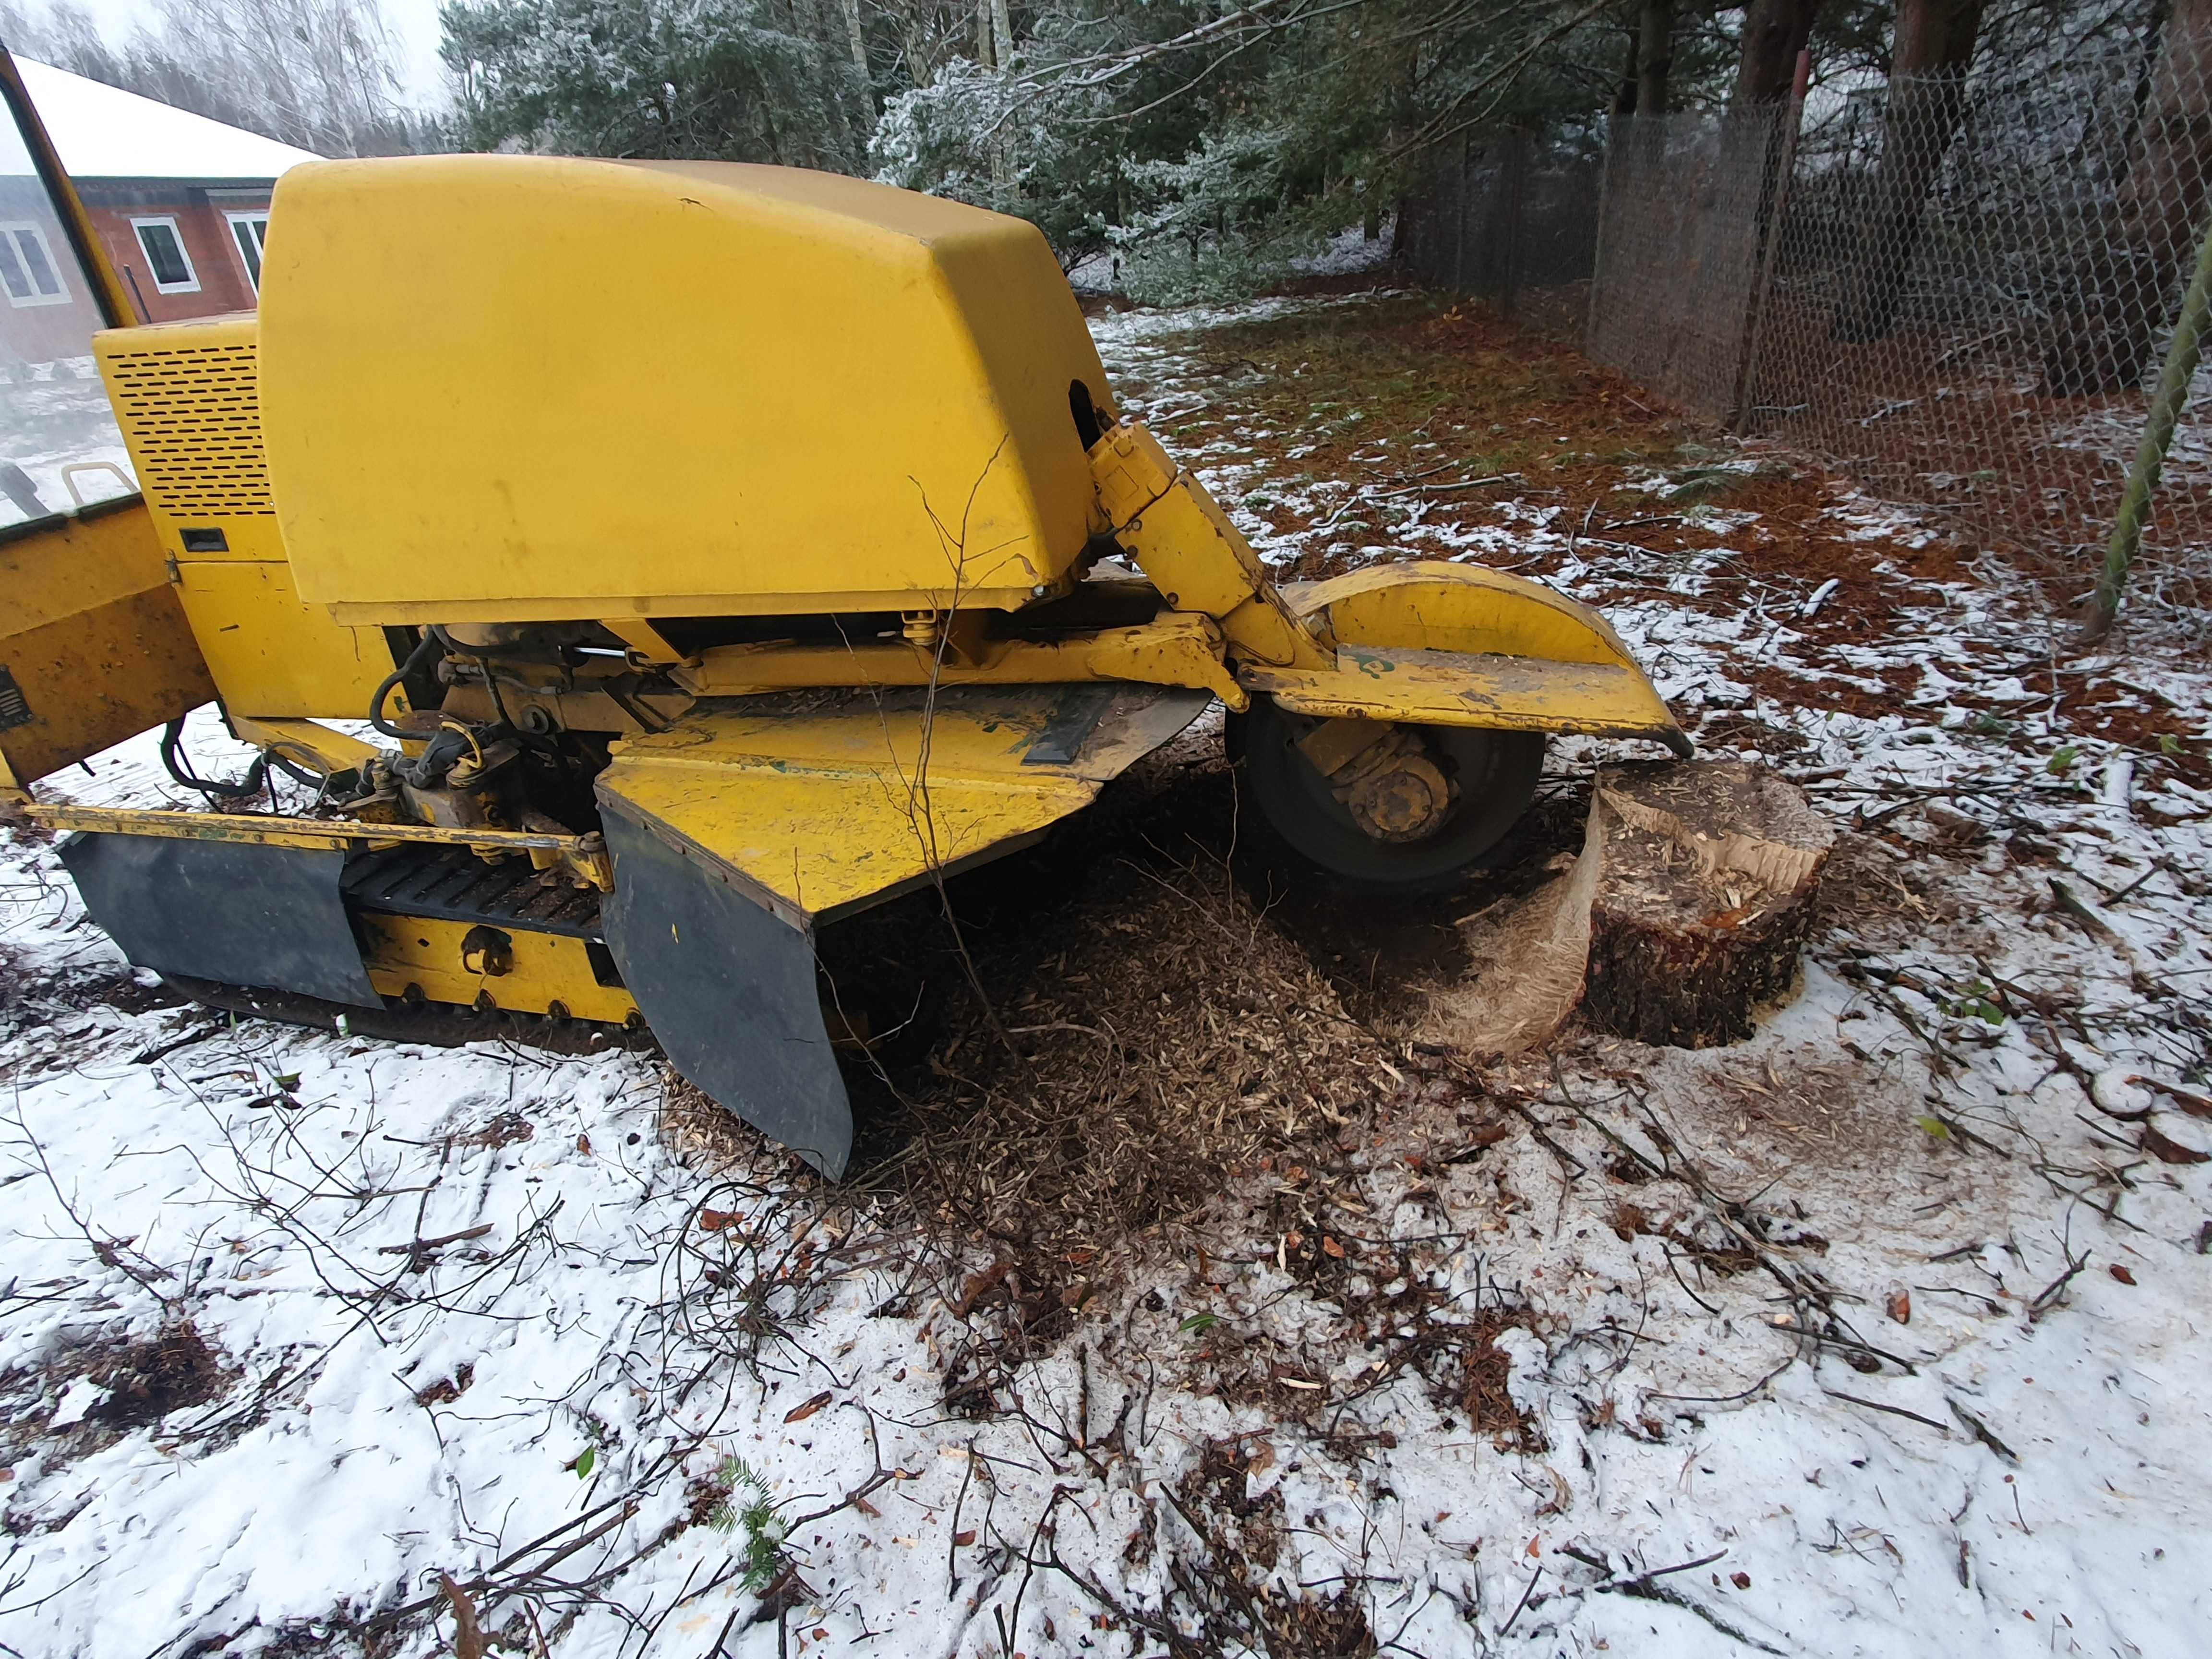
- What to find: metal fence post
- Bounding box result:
[1731,49,1812,432]
[1501,128,1527,318]
[2085,208,2212,641]
[1585,115,1617,350]
[1451,135,1470,291]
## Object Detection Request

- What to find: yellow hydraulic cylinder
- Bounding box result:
[1088,423,1335,672]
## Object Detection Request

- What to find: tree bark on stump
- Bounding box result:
[1581,761,1833,1046]
[1422,760,1831,1057]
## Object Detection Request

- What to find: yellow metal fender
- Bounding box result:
[1248,561,1692,755]
[591,683,1214,1178]
[0,499,216,793]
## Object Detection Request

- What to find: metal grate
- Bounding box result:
[344,842,608,938]
[102,341,275,517]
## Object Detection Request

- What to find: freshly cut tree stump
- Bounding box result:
[1422,760,1831,1056]
[1581,761,1833,1046]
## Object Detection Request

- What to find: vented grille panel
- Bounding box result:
[103,342,275,516]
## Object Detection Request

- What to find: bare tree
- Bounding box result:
[875,0,964,88]
[1732,0,1817,106]
[153,0,412,156]
[5,0,416,157]
[1831,0,1986,342]
[3,0,116,76]
[1635,0,1673,115]
[841,0,874,104]
[2045,0,2212,394]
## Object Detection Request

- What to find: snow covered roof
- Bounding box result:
[15,58,321,181]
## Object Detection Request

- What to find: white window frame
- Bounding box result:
[129,215,201,294]
[224,210,269,294]
[0,221,72,308]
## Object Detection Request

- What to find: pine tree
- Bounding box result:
[440,0,871,167]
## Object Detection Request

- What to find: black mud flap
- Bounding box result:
[57,832,382,1008]
[597,803,852,1178]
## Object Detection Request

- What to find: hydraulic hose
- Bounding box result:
[428,625,575,780]
[428,624,522,732]
[368,628,445,739]
[158,719,322,802]
[161,718,264,801]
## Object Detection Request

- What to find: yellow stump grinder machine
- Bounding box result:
[0,59,1685,1174]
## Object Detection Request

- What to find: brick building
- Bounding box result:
[16,58,319,324]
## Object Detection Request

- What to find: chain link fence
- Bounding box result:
[1411,39,2212,629]
[1741,42,2212,619]
[1401,129,1603,343]
[1586,105,1791,417]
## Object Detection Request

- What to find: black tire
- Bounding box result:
[1226,697,1545,891]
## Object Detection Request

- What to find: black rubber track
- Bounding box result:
[163,974,654,1056]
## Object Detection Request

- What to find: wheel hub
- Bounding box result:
[1296,720,1458,842]
[1236,697,1544,889]
[1341,748,1454,841]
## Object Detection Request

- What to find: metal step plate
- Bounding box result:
[343,842,605,938]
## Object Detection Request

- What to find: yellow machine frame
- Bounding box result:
[0,132,1691,1180]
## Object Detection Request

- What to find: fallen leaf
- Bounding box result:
[783,1390,833,1423]
[953,1529,976,1547]
[1731,1571,1751,1590]
[698,1208,741,1231]
[2109,1264,2137,1285]
[2132,1075,2212,1120]
[1322,1236,1346,1260]
[1278,1376,1323,1391]
[853,1495,880,1517]
[439,1573,487,1659]
[1886,1288,1911,1325]
[577,1133,592,1154]
[1526,1536,1542,1558]
[951,1259,1010,1316]
[2141,1124,2209,1165]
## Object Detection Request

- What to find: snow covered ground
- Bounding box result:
[1,291,2208,1657]
[0,358,139,527]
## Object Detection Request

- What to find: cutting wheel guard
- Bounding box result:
[598,803,855,1174]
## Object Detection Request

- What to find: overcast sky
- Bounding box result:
[42,0,452,108]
